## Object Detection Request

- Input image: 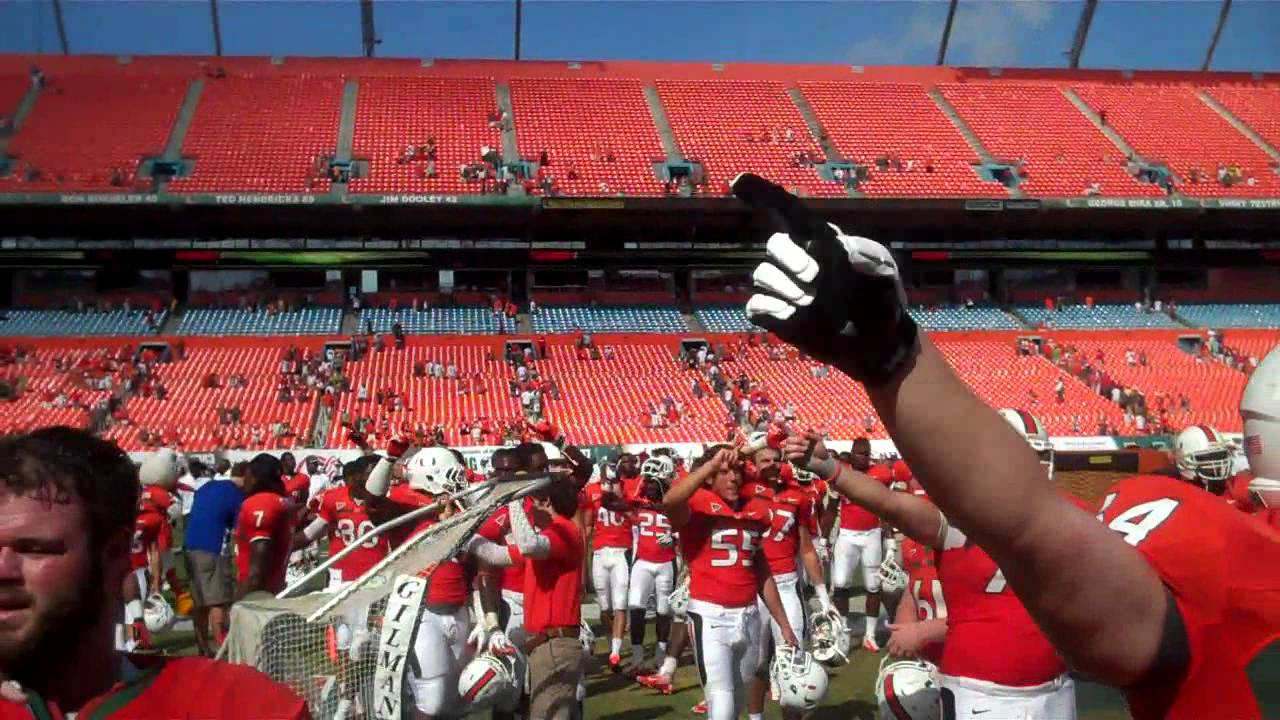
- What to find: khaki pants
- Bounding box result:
[528,636,583,720]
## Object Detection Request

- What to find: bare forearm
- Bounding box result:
[916,618,948,648]
[829,465,942,546]
[866,335,1167,684]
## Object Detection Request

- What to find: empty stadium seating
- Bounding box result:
[0,309,164,336]
[938,83,1162,198]
[530,306,687,334]
[534,344,727,445]
[0,347,112,437]
[1017,304,1181,329]
[799,82,1006,197]
[1204,85,1280,158]
[509,77,666,196]
[168,76,343,193]
[728,345,881,438]
[103,347,316,451]
[1220,333,1280,364]
[0,74,184,192]
[934,339,1125,435]
[348,77,501,195]
[0,74,29,121]
[1057,338,1246,431]
[1176,303,1280,329]
[907,305,1023,331]
[176,308,341,335]
[695,306,758,333]
[655,80,843,197]
[359,307,500,335]
[1070,84,1280,197]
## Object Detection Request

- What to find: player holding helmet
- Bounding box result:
[623,454,679,675]
[737,171,1280,719]
[578,453,637,670]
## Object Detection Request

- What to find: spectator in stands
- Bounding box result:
[28,64,44,90]
[1055,378,1066,403]
[1083,182,1102,196]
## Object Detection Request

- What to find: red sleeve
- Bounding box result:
[688,488,724,516]
[478,508,510,542]
[238,495,284,543]
[542,518,577,563]
[506,545,525,565]
[315,492,336,524]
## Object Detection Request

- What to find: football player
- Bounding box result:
[820,437,890,651]
[883,474,947,666]
[233,454,295,601]
[744,446,832,720]
[578,453,637,670]
[661,445,800,720]
[1173,425,1234,496]
[787,425,1074,718]
[623,455,679,675]
[743,176,1280,720]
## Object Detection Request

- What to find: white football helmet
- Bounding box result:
[878,555,908,594]
[1241,343,1280,507]
[875,656,941,720]
[458,649,525,711]
[402,446,465,495]
[640,455,676,491]
[1174,424,1233,493]
[143,593,175,634]
[808,610,850,666]
[668,576,690,618]
[793,467,817,485]
[771,646,829,711]
[998,408,1054,480]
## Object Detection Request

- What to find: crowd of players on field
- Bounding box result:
[111,372,1278,720]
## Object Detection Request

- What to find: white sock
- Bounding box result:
[749,714,764,720]
[659,656,678,678]
[655,641,667,667]
[610,637,623,656]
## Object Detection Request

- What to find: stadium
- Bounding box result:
[0,1,1277,719]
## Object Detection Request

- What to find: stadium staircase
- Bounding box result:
[927,87,1023,197]
[785,87,859,198]
[0,78,40,160]
[494,83,521,167]
[1060,87,1145,164]
[156,78,204,175]
[1196,90,1280,166]
[340,307,360,336]
[684,311,706,334]
[641,85,683,162]
[335,80,360,164]
[1204,85,1280,163]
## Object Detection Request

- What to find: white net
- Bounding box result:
[223,475,548,720]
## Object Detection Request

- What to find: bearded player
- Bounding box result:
[622,454,679,675]
[743,445,832,720]
[578,453,637,670]
[0,427,308,718]
[740,172,1280,720]
[662,445,800,720]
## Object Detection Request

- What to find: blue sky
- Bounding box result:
[1,0,1276,71]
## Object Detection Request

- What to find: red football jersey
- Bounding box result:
[283,472,311,503]
[1226,473,1257,512]
[139,486,174,517]
[478,503,526,594]
[388,485,469,606]
[1,656,308,719]
[1095,475,1280,720]
[235,492,294,595]
[839,465,892,531]
[762,486,814,576]
[902,537,946,666]
[936,528,1066,687]
[633,507,677,564]
[130,512,164,571]
[316,486,390,583]
[580,481,633,550]
[679,488,772,608]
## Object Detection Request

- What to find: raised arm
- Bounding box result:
[737,173,1173,686]
[662,449,732,530]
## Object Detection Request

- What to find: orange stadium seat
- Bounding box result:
[798,82,1007,198]
[1070,83,1280,198]
[509,77,666,196]
[1205,85,1280,153]
[347,76,502,195]
[0,74,184,192]
[938,83,1163,198]
[0,73,29,119]
[655,80,844,197]
[103,347,317,452]
[0,348,112,437]
[169,76,343,194]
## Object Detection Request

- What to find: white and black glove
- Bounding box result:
[735,173,918,385]
[657,532,677,548]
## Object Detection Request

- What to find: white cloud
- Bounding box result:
[848,0,1061,67]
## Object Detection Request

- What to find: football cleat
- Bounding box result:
[636,673,673,695]
[692,700,708,714]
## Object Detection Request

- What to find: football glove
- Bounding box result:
[735,173,918,385]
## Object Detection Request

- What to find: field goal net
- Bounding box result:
[222,475,548,720]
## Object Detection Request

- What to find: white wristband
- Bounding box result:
[484,611,501,632]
